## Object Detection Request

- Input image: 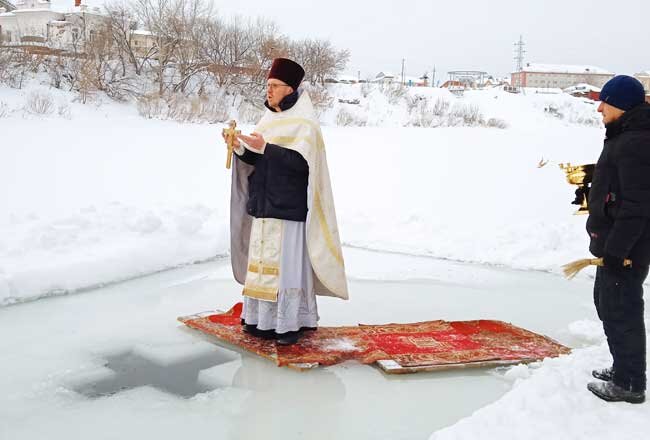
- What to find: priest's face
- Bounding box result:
[267,79,294,109]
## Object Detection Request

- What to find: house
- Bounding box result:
[403,75,428,87]
[0,0,15,12]
[511,63,614,90]
[0,0,63,45]
[0,0,109,50]
[634,71,650,103]
[372,72,396,84]
[634,71,650,89]
[440,80,463,89]
[563,83,601,101]
[440,80,465,95]
[131,29,156,57]
[324,74,359,84]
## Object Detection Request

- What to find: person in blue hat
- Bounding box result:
[586,75,650,403]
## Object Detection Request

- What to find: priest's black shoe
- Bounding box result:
[300,326,317,332]
[242,323,257,334]
[587,381,645,404]
[276,330,301,346]
[243,324,277,340]
[592,367,614,382]
[255,328,278,340]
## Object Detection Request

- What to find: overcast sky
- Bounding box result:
[215,0,649,80]
[66,0,650,80]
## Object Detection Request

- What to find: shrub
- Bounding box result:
[487,118,508,129]
[136,94,165,119]
[381,82,408,105]
[58,102,72,119]
[25,91,54,115]
[238,101,264,124]
[335,107,366,127]
[305,83,333,117]
[431,98,450,116]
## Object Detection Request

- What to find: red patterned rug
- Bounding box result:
[178,303,571,373]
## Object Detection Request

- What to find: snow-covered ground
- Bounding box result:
[2,82,648,439]
[1,83,602,305]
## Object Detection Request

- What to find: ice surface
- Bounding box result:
[0,250,616,440]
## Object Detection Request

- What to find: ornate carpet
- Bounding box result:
[178,303,571,373]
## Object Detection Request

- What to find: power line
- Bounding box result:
[513,35,526,91]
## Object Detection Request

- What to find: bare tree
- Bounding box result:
[289,38,349,85]
[135,0,184,95]
[12,49,46,89]
[105,1,154,76]
[169,0,213,93]
[200,16,256,89]
[241,19,287,99]
[0,48,15,85]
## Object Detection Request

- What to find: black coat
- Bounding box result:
[235,91,309,222]
[586,103,650,266]
[235,144,309,222]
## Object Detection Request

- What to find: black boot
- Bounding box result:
[242,323,257,335]
[300,326,317,332]
[587,381,646,404]
[242,323,277,340]
[255,328,278,340]
[276,330,302,346]
[592,367,615,382]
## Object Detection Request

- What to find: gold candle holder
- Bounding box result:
[559,163,595,215]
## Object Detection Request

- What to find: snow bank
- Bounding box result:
[430,322,650,440]
[320,83,601,129]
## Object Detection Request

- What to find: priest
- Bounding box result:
[226,58,348,345]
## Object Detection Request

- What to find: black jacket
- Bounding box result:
[235,91,309,222]
[586,103,650,266]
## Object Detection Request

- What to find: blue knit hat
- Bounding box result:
[600,75,646,111]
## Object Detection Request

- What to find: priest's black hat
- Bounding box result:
[268,58,305,90]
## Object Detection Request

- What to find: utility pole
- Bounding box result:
[513,35,526,90]
[401,58,405,86]
[432,65,436,88]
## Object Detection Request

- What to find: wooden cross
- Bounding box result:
[222,120,241,169]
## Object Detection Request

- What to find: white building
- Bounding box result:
[131,29,156,57]
[634,71,650,93]
[0,0,62,44]
[511,63,615,89]
[0,0,109,49]
[0,0,16,12]
[372,72,396,84]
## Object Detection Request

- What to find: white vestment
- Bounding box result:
[230,90,348,331]
[241,220,319,333]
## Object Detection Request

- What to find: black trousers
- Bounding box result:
[593,265,648,391]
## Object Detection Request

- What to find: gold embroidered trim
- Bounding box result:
[263,267,280,275]
[314,191,344,265]
[256,118,325,150]
[256,117,316,134]
[267,136,318,151]
[243,286,278,302]
[247,263,280,276]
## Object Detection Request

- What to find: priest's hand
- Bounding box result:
[237,132,266,151]
[222,130,240,148]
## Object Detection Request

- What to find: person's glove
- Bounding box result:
[603,254,630,272]
[572,186,589,206]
